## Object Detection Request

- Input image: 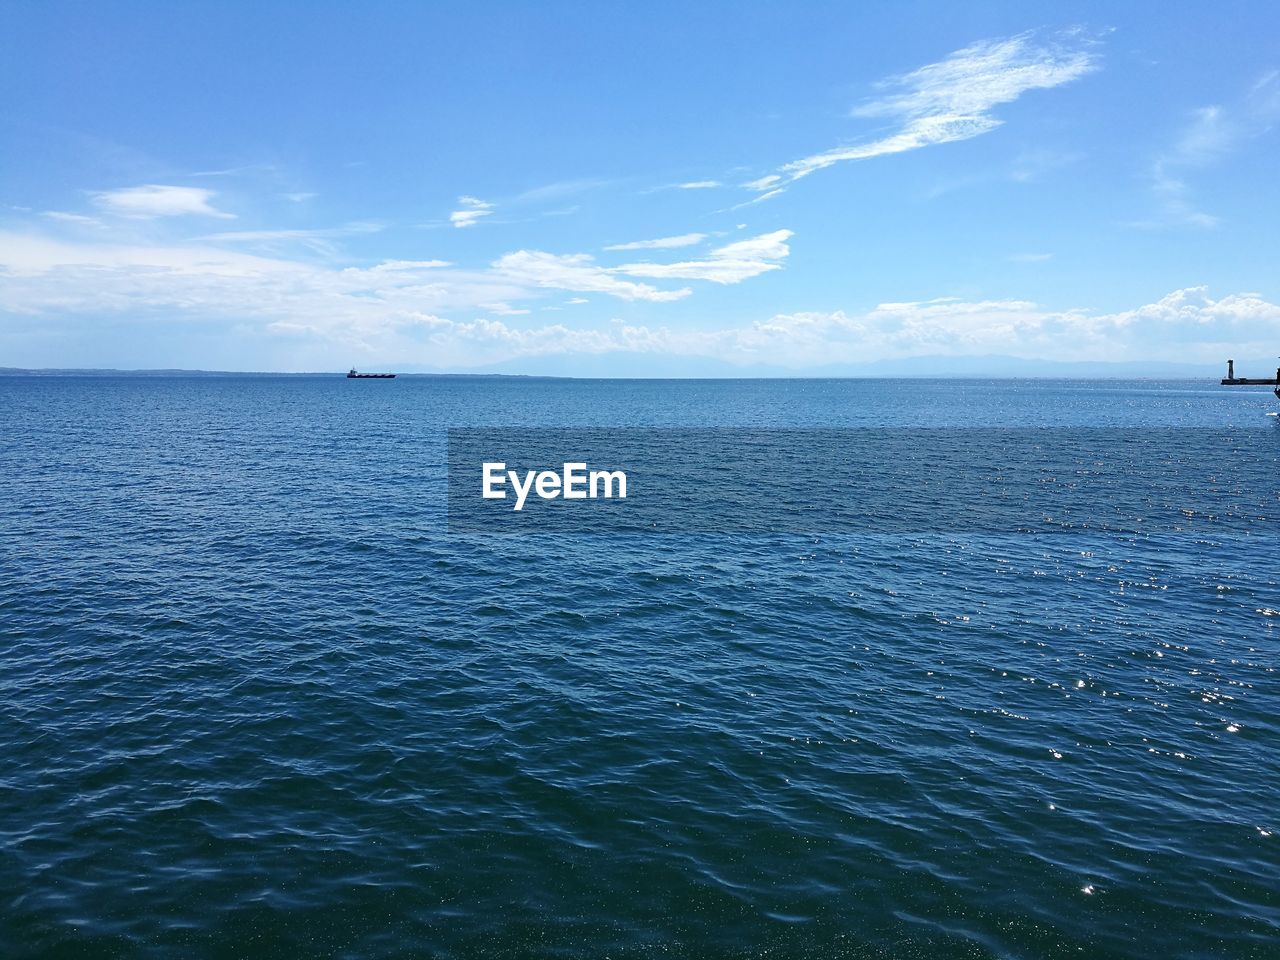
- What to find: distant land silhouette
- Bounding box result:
[0,355,1257,379]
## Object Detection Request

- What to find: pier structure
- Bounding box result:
[1220,359,1280,397]
[1220,359,1280,385]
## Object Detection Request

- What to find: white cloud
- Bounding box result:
[1,229,1274,369]
[0,231,294,277]
[604,233,707,251]
[717,287,1280,366]
[614,229,792,284]
[225,284,1277,369]
[91,184,235,219]
[449,195,493,228]
[361,286,1280,368]
[493,250,690,301]
[350,259,453,272]
[361,287,1280,368]
[481,302,532,316]
[0,231,521,324]
[0,220,715,322]
[853,33,1095,122]
[746,31,1098,196]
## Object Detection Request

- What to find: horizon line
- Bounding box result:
[0,365,1245,382]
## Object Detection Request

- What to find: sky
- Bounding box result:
[2,1,1279,374]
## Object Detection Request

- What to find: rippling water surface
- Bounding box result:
[2,376,1278,958]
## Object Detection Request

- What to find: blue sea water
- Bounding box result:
[1,376,1278,959]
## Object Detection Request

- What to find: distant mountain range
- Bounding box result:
[462,353,1251,379]
[0,354,1264,379]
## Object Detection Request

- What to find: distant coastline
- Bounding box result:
[0,367,568,379]
[0,357,1248,380]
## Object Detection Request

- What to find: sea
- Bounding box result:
[1,375,1277,959]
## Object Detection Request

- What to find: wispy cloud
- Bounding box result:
[41,211,103,226]
[493,251,691,301]
[725,187,785,211]
[449,195,494,228]
[744,31,1099,198]
[0,231,298,278]
[614,229,792,284]
[1008,148,1080,183]
[512,178,613,204]
[199,222,384,243]
[1147,163,1221,229]
[186,221,387,258]
[189,163,277,178]
[677,180,722,189]
[1144,106,1231,228]
[91,184,235,219]
[604,233,707,251]
[1139,72,1280,229]
[359,259,453,271]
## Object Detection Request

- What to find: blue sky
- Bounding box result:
[2,2,1279,373]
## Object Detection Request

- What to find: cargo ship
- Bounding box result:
[346,369,396,379]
